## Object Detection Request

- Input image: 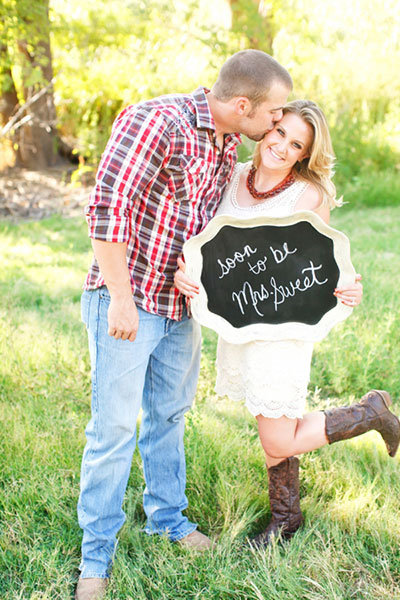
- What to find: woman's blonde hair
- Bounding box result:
[253,99,341,208]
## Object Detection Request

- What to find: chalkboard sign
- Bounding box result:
[183,211,355,343]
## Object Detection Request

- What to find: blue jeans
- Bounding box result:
[78,287,201,578]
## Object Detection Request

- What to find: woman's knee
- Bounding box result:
[257,415,298,459]
[261,438,294,459]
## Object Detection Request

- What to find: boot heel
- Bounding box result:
[372,390,392,409]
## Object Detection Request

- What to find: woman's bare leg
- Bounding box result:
[264,453,285,467]
[257,412,328,459]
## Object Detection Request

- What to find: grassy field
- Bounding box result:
[0,206,399,599]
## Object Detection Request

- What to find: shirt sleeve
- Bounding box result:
[85,106,171,243]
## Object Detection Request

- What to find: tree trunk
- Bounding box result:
[0,47,19,124]
[16,0,59,169]
[0,43,20,168]
[229,0,275,53]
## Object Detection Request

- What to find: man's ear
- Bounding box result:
[233,97,252,116]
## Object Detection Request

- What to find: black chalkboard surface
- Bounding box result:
[184,211,355,343]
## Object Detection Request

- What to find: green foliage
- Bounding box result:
[337,170,400,208]
[3,0,398,186]
[273,0,400,205]
[1,211,400,597]
[0,0,51,94]
[50,0,232,159]
[330,112,400,206]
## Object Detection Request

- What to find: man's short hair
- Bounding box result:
[212,49,292,107]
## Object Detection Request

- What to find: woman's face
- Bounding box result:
[259,112,313,172]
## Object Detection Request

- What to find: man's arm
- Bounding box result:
[92,239,139,341]
[86,107,171,244]
[86,107,171,342]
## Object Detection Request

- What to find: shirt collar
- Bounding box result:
[191,86,215,130]
[191,86,242,146]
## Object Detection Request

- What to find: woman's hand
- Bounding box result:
[174,256,200,298]
[334,273,363,307]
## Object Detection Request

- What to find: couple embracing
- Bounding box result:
[75,50,400,600]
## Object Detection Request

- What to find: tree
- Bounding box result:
[228,0,275,52]
[0,0,59,169]
[0,42,19,125]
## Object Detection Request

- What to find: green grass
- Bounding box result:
[0,208,400,599]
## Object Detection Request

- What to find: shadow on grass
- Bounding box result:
[0,271,85,312]
[0,214,91,256]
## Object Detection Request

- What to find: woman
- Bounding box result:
[174,100,400,546]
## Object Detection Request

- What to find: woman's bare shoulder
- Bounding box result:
[295,182,330,224]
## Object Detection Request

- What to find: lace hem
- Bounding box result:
[215,371,308,419]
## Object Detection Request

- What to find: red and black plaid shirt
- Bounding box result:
[84,87,241,320]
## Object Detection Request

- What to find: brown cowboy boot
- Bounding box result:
[251,457,304,548]
[324,389,400,457]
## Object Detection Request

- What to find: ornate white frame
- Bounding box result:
[183,211,356,343]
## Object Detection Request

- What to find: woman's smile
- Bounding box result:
[260,112,313,171]
[268,147,284,161]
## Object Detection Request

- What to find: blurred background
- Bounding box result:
[1,0,400,207]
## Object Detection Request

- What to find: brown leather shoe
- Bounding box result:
[75,577,109,600]
[325,389,400,457]
[251,457,304,548]
[178,530,213,551]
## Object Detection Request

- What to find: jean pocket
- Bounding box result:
[99,286,111,303]
[81,290,92,327]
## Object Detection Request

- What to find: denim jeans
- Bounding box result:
[78,286,201,578]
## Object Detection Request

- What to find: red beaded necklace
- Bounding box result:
[246,166,295,200]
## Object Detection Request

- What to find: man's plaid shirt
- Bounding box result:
[84,87,241,320]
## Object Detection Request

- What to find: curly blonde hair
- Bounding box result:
[253,99,341,208]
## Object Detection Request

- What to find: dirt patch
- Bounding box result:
[0,165,94,222]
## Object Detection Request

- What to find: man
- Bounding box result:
[76,49,292,600]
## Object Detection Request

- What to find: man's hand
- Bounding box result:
[90,239,140,341]
[107,294,139,342]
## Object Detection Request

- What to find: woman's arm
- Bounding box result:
[294,184,330,224]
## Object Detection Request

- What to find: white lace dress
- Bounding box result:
[214,162,314,419]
